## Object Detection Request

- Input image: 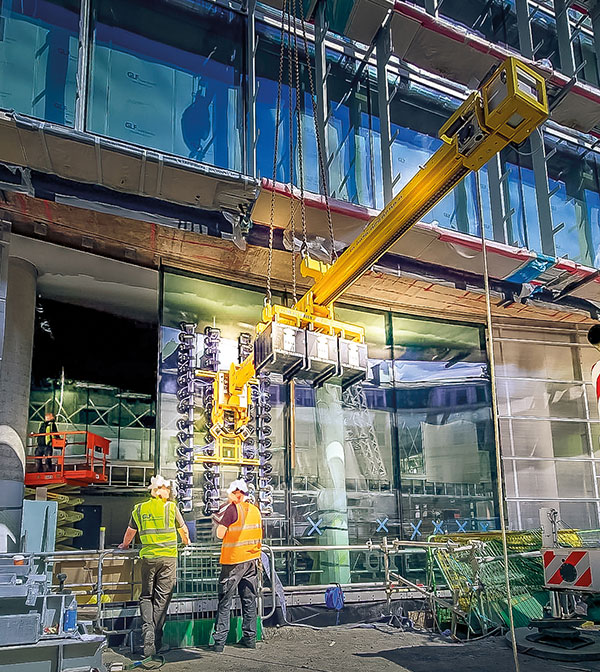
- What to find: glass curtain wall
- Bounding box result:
[87,0,245,171]
[159,270,498,585]
[496,322,600,530]
[255,20,319,193]
[0,0,80,125]
[326,51,383,209]
[389,79,482,236]
[393,317,497,534]
[500,143,542,251]
[432,0,520,51]
[570,8,600,88]
[545,135,600,266]
[28,380,155,461]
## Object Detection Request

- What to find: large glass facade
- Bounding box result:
[159,270,498,585]
[0,0,80,125]
[255,20,319,193]
[496,322,600,530]
[88,0,244,170]
[545,136,600,266]
[389,80,481,236]
[326,52,383,209]
[3,2,600,266]
[500,143,541,251]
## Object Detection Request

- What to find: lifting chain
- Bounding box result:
[290,0,309,259]
[267,0,289,305]
[297,0,337,263]
[286,5,298,304]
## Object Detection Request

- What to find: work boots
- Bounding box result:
[142,626,155,658]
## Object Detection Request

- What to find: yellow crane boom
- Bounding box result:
[293,57,548,318]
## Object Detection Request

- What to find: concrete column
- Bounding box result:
[0,257,37,552]
[314,383,351,584]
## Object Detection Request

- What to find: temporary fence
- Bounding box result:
[429,528,599,632]
[4,530,578,645]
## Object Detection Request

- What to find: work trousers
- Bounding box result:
[34,445,53,472]
[213,559,258,646]
[139,556,177,648]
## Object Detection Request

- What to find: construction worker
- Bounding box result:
[35,412,58,472]
[211,479,263,653]
[119,475,190,657]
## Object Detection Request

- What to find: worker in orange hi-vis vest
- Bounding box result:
[210,479,262,654]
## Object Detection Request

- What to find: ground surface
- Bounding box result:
[104,625,600,672]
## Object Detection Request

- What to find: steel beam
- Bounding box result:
[531,130,557,257]
[74,0,91,132]
[314,0,330,194]
[376,24,394,205]
[246,0,258,177]
[554,0,576,77]
[486,154,509,244]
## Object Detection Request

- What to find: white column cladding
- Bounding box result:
[0,257,38,552]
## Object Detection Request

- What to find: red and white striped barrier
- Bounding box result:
[542,549,596,591]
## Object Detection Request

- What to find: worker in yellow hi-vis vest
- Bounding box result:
[211,479,262,653]
[119,475,190,657]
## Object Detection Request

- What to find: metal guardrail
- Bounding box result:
[0,537,473,630]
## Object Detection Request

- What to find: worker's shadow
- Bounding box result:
[354,643,549,671]
[160,648,210,662]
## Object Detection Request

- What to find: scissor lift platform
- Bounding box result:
[25,431,110,487]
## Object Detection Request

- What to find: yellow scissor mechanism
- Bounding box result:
[196,56,548,465]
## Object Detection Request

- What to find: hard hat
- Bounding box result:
[148,474,172,491]
[227,479,249,495]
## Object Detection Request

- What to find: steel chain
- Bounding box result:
[297,0,337,263]
[267,0,289,305]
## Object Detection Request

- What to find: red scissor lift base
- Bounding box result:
[25,431,110,488]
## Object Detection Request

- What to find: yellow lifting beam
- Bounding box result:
[293,57,548,318]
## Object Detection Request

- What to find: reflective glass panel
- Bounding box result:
[389,80,481,236]
[255,20,319,192]
[88,0,244,171]
[0,0,80,125]
[326,51,383,209]
[393,315,498,540]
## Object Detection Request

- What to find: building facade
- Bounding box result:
[1,0,600,583]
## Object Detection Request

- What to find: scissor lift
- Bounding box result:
[25,431,110,487]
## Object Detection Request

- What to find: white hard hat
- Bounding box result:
[227,479,249,495]
[148,474,172,491]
